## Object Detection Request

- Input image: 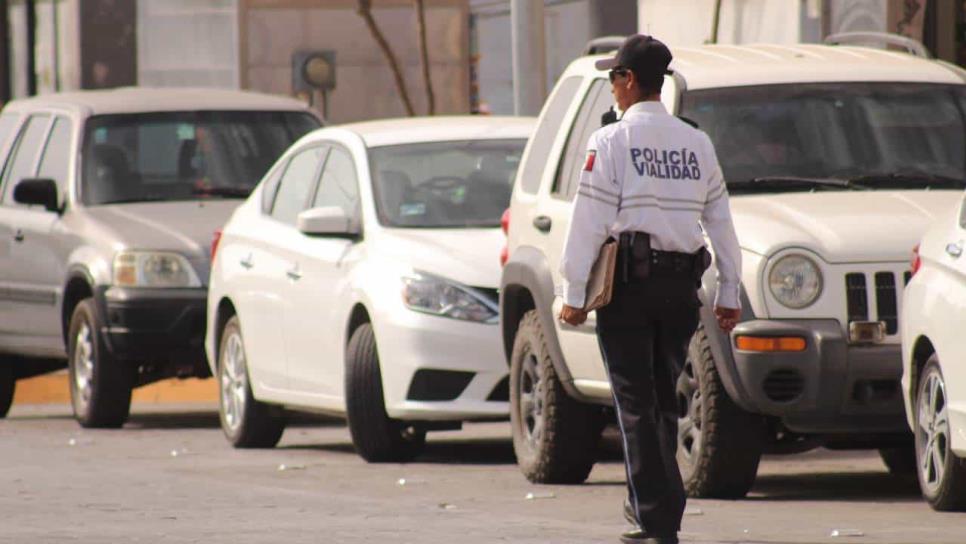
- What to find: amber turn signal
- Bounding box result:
[734,336,807,352]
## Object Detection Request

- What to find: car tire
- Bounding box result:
[914,356,966,511]
[510,310,604,484]
[345,323,426,463]
[676,324,765,499]
[879,447,917,476]
[0,364,14,418]
[68,299,134,428]
[218,316,285,448]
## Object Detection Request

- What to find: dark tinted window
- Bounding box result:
[518,76,582,194]
[312,145,359,220]
[38,117,73,195]
[553,78,612,200]
[680,83,966,191]
[2,114,50,204]
[271,146,325,226]
[370,139,526,228]
[80,111,318,205]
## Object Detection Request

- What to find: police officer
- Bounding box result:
[558,35,741,544]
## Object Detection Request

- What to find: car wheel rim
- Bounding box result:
[676,354,703,466]
[519,349,545,447]
[73,323,95,410]
[220,331,248,433]
[917,371,950,494]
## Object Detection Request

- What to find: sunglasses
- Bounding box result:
[608,67,630,83]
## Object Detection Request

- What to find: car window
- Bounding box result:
[680,83,966,191]
[0,113,22,198]
[369,139,526,228]
[2,114,51,205]
[312,145,359,220]
[80,111,318,205]
[553,78,611,201]
[37,117,73,196]
[260,158,289,214]
[271,146,325,226]
[518,76,582,194]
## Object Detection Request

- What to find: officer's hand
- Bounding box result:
[559,305,588,326]
[714,306,740,333]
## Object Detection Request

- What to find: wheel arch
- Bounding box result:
[910,335,936,395]
[346,303,371,350]
[212,297,238,367]
[62,268,95,349]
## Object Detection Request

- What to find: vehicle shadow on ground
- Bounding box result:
[747,471,920,502]
[281,436,520,465]
[122,411,343,430]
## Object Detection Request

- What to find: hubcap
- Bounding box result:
[916,371,950,493]
[676,352,703,466]
[518,350,545,447]
[220,332,248,433]
[72,323,95,411]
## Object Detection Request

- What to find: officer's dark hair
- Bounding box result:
[633,69,664,96]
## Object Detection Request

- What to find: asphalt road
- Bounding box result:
[2,403,963,544]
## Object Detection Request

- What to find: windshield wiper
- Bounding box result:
[847,172,966,189]
[728,176,858,192]
[100,196,171,205]
[192,186,251,198]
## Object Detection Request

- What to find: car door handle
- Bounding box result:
[946,241,963,259]
[533,215,552,233]
[12,229,24,243]
[239,254,254,269]
[286,265,302,281]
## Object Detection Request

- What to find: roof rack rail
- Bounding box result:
[584,36,625,56]
[824,31,931,59]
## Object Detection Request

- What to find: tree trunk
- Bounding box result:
[414,0,435,115]
[357,0,416,116]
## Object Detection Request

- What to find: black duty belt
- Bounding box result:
[617,231,712,283]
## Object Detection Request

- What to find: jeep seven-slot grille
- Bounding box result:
[844,272,900,335]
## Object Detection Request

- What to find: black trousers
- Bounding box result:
[596,275,700,536]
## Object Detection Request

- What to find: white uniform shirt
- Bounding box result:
[560,100,742,309]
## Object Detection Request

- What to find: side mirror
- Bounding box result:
[14,178,59,213]
[297,206,359,237]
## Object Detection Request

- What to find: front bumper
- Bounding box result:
[730,319,907,434]
[95,286,208,369]
[375,308,509,421]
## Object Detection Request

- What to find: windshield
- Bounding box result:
[81,111,319,205]
[679,83,966,192]
[369,139,526,228]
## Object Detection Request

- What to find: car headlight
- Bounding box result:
[768,254,823,309]
[113,251,202,288]
[401,272,498,323]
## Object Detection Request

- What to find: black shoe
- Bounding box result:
[623,498,637,527]
[619,528,679,544]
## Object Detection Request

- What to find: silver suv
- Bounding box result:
[0,88,319,426]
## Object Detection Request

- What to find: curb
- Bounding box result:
[13,371,218,405]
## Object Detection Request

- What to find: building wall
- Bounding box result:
[138,0,240,88]
[470,0,635,115]
[638,0,821,46]
[241,0,469,123]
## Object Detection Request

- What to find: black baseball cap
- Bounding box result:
[595,34,674,78]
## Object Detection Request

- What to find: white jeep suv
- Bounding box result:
[500,38,966,496]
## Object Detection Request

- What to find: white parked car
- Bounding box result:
[901,198,966,511]
[500,36,966,495]
[206,116,533,461]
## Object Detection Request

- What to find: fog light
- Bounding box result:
[849,321,886,344]
[735,336,807,352]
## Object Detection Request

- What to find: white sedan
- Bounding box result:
[902,195,966,510]
[205,116,533,461]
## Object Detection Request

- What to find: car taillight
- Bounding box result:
[910,243,921,277]
[500,209,510,267]
[211,229,223,262]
